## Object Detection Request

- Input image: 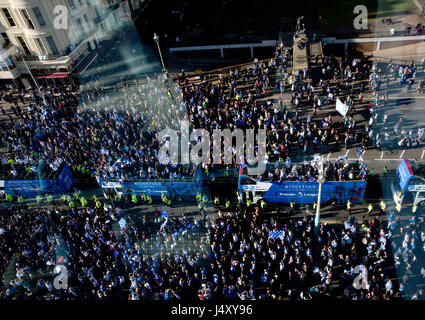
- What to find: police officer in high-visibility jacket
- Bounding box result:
[147,195,152,205]
[6,194,13,203]
[18,195,24,206]
[412,203,418,213]
[36,195,43,204]
[214,196,219,206]
[225,200,230,209]
[347,200,352,214]
[95,200,102,209]
[313,201,317,211]
[132,193,138,204]
[367,203,373,216]
[247,199,252,208]
[260,200,266,211]
[379,200,386,215]
[290,200,295,214]
[396,201,402,213]
[81,196,88,207]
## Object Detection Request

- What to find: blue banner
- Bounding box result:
[239,177,367,205]
[4,165,74,197]
[263,181,366,204]
[397,159,413,192]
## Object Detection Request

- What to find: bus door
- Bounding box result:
[242,191,247,203]
[248,191,254,203]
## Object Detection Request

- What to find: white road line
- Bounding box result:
[380,151,384,159]
[422,149,425,160]
[345,149,350,156]
[327,152,331,159]
[399,150,405,159]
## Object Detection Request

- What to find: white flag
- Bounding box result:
[336,98,348,117]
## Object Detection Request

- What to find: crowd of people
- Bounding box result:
[0,39,380,186]
[258,157,366,183]
[2,200,424,300]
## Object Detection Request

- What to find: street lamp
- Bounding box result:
[16,46,42,95]
[314,156,325,234]
[153,33,166,71]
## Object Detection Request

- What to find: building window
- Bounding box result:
[113,10,119,24]
[20,9,35,29]
[68,0,76,10]
[83,14,89,24]
[46,36,59,55]
[32,7,46,27]
[94,5,100,19]
[1,8,16,27]
[100,22,106,34]
[34,38,47,55]
[1,32,10,46]
[16,36,31,55]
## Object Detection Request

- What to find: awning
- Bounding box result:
[72,51,98,75]
[37,72,69,79]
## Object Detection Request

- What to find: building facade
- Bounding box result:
[0,0,142,85]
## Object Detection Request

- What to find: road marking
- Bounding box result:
[422,149,425,160]
[345,149,350,156]
[327,152,331,159]
[380,151,384,159]
[399,150,405,159]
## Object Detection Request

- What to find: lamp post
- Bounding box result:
[153,33,166,71]
[314,156,325,234]
[16,46,41,94]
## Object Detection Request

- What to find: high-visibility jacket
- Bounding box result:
[290,201,295,208]
[115,194,121,202]
[18,196,24,203]
[69,200,75,208]
[412,204,417,213]
[36,195,42,203]
[347,200,351,209]
[6,194,13,202]
[368,204,373,212]
[214,197,219,205]
[380,201,386,211]
[247,199,252,207]
[95,200,102,209]
[141,193,146,202]
[132,194,138,204]
[226,201,230,208]
[260,200,266,209]
[147,196,152,204]
[396,202,402,212]
[81,197,87,207]
[383,167,389,174]
[313,202,317,210]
